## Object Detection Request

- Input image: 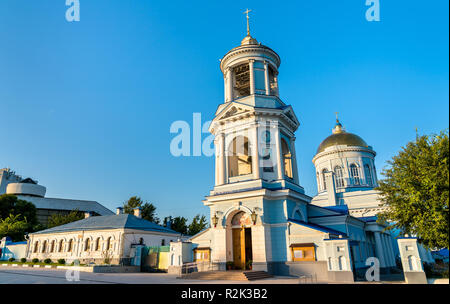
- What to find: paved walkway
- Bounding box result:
[0,267,303,284]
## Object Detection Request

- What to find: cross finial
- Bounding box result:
[335,112,339,122]
[243,9,252,36]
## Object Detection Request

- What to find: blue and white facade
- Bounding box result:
[187,30,434,282]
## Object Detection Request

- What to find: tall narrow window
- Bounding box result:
[334,166,344,188]
[106,237,111,251]
[364,164,373,186]
[350,164,360,185]
[95,237,100,251]
[268,66,278,96]
[42,241,47,253]
[58,240,64,252]
[68,239,73,252]
[33,242,39,253]
[50,240,55,253]
[85,238,91,252]
[322,168,328,190]
[228,136,252,177]
[233,63,250,98]
[281,139,293,179]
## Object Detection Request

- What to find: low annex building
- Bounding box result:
[26,208,181,264]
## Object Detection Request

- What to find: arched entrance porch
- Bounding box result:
[227,211,253,270]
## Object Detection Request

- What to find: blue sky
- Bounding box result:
[0,0,448,222]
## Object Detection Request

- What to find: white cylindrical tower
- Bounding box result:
[220,33,281,102]
[312,119,378,195]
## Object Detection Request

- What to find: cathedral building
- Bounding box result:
[185,24,433,282]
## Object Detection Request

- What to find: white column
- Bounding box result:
[252,126,260,180]
[274,126,284,180]
[214,136,220,186]
[383,234,395,267]
[374,232,387,268]
[249,60,255,95]
[290,137,299,184]
[226,68,233,102]
[218,134,226,185]
[264,61,270,95]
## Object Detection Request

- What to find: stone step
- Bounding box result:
[181,270,272,281]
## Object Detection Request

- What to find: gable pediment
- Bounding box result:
[213,102,255,123]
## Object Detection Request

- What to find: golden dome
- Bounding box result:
[316,120,368,154]
[241,34,258,45]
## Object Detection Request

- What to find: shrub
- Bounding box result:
[20,258,26,263]
[8,257,15,262]
[71,259,80,266]
[44,258,52,264]
[31,258,39,263]
[57,259,65,265]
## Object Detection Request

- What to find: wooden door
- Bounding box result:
[232,228,246,269]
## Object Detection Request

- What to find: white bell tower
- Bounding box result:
[201,12,310,272]
[208,14,303,194]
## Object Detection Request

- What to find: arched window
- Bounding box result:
[85,238,91,252]
[322,168,328,190]
[228,136,252,177]
[408,255,417,271]
[68,239,73,252]
[334,166,344,188]
[364,164,373,186]
[33,242,39,253]
[58,240,64,252]
[105,237,111,251]
[281,138,293,179]
[42,241,47,253]
[338,256,346,271]
[349,164,360,185]
[95,238,100,251]
[233,63,250,98]
[50,240,55,253]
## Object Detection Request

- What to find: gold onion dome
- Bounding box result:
[316,119,368,154]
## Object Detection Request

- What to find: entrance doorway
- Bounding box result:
[232,227,252,270]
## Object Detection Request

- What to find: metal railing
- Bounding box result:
[179,261,220,277]
[297,273,318,284]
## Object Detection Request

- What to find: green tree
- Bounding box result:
[163,216,188,234]
[188,214,208,236]
[0,194,38,232]
[47,210,85,228]
[123,196,160,224]
[377,130,449,249]
[0,214,29,241]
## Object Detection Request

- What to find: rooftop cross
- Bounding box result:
[244,9,252,36]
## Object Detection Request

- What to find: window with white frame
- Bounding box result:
[349,164,360,185]
[322,168,328,190]
[364,164,373,186]
[334,166,344,188]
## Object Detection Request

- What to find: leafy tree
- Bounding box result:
[47,210,85,228]
[0,194,38,232]
[377,130,449,249]
[188,214,208,236]
[163,216,188,234]
[123,196,160,224]
[0,214,29,241]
